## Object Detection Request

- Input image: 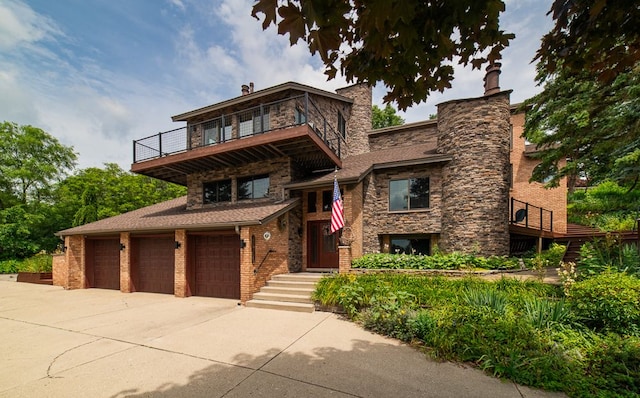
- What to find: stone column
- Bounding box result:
[437,92,511,256]
[336,83,372,157]
[65,235,85,289]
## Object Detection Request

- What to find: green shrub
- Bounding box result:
[351,252,519,270]
[19,253,53,273]
[522,297,572,329]
[578,235,640,278]
[569,271,640,336]
[462,289,508,315]
[0,259,21,273]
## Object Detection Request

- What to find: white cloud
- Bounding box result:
[0,0,62,50]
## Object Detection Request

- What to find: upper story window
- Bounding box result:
[389,177,430,211]
[239,107,270,138]
[203,179,232,204]
[238,174,270,200]
[295,107,307,125]
[338,112,346,138]
[203,117,232,146]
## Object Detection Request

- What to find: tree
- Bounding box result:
[523,63,640,191]
[0,122,77,206]
[372,104,404,129]
[252,0,514,110]
[535,0,640,85]
[73,187,99,227]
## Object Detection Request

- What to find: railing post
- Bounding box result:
[158,132,162,157]
[323,118,327,142]
[133,140,136,163]
[259,105,264,133]
[525,202,529,228]
[540,207,543,230]
[305,92,309,126]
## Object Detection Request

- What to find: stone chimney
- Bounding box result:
[483,62,501,96]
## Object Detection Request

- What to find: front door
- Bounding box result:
[307,221,339,269]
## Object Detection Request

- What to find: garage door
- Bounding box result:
[190,234,240,299]
[132,236,174,294]
[85,238,120,290]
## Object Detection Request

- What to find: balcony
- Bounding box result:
[131,93,344,185]
[509,197,555,238]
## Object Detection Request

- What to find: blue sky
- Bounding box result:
[0,0,553,170]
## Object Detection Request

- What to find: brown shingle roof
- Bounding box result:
[57,197,299,236]
[285,142,450,189]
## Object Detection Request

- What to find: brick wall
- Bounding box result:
[361,165,444,254]
[336,83,372,157]
[186,157,297,209]
[120,232,132,293]
[52,254,67,288]
[174,229,188,297]
[510,112,567,234]
[240,217,291,302]
[368,121,438,152]
[437,92,511,256]
[65,235,85,289]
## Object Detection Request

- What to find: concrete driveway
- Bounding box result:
[0,281,564,398]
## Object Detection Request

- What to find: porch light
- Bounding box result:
[119,243,126,251]
[175,241,181,249]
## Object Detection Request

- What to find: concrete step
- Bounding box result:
[253,292,313,304]
[260,286,315,296]
[245,299,315,313]
[266,280,318,289]
[271,273,326,282]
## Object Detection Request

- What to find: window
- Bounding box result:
[203,117,231,145]
[389,236,431,255]
[295,107,306,124]
[307,191,317,213]
[238,175,269,200]
[239,107,270,138]
[203,180,231,204]
[338,112,346,138]
[322,188,343,212]
[389,177,429,211]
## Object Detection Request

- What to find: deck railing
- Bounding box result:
[510,197,553,232]
[133,93,344,163]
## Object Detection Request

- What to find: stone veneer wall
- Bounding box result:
[336,84,371,157]
[65,235,85,289]
[52,254,67,288]
[186,157,296,209]
[437,92,511,256]
[368,123,438,152]
[361,164,444,254]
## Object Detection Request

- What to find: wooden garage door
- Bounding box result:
[132,236,174,294]
[190,234,240,299]
[86,238,120,290]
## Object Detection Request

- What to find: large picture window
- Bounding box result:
[238,175,269,200]
[389,235,431,255]
[389,177,429,211]
[203,180,231,204]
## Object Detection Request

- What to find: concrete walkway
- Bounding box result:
[0,281,565,398]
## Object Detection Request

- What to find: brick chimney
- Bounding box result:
[483,62,501,96]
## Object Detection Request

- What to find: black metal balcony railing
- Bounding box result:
[132,93,344,163]
[510,197,553,232]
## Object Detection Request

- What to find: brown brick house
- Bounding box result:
[55,71,567,302]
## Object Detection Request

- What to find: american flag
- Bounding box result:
[330,177,344,234]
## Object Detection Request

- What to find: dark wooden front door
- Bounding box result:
[85,238,120,290]
[307,221,339,268]
[189,233,241,299]
[132,236,174,294]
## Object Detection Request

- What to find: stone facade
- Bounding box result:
[368,121,438,152]
[52,254,66,288]
[437,92,512,256]
[120,232,131,293]
[336,83,372,157]
[186,157,296,209]
[65,235,85,289]
[361,164,444,254]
